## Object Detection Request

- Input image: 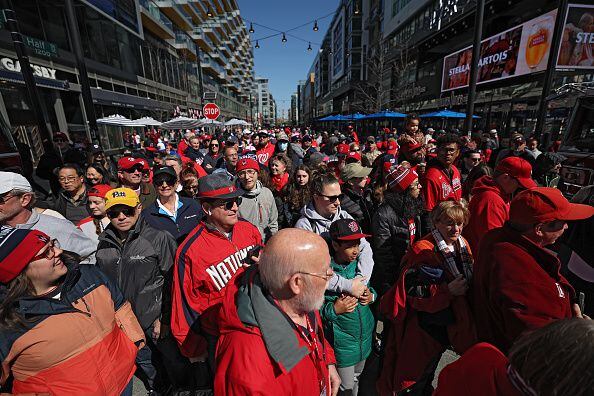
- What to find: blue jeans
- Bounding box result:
[135,336,160,391]
[120,379,133,396]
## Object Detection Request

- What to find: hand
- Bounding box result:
[328,364,341,396]
[351,276,368,298]
[448,275,468,296]
[572,303,591,319]
[334,295,359,315]
[151,319,161,341]
[189,351,208,363]
[359,288,374,305]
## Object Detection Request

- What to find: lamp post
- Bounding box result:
[464,0,485,136]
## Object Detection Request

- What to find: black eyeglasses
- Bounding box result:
[154,176,177,186]
[316,192,342,202]
[106,206,137,219]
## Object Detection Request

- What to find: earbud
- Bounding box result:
[207,210,212,216]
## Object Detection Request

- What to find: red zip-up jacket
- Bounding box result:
[421,160,462,211]
[170,220,262,358]
[464,175,510,253]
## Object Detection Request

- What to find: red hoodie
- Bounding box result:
[464,176,510,253]
[215,267,336,395]
[170,220,262,358]
[256,142,275,166]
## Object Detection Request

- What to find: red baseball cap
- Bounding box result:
[337,143,350,155]
[346,151,362,163]
[136,158,150,171]
[236,157,260,173]
[87,184,113,199]
[495,157,537,189]
[118,156,142,171]
[509,187,594,225]
[386,140,398,155]
[329,218,370,241]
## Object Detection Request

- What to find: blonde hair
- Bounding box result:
[431,199,469,226]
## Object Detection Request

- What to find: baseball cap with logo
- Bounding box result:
[236,157,260,173]
[495,157,537,189]
[118,156,142,171]
[0,227,51,283]
[87,184,113,199]
[341,163,372,182]
[509,187,594,225]
[337,143,350,155]
[346,151,362,163]
[386,140,398,155]
[329,218,370,241]
[197,173,244,200]
[153,165,177,179]
[104,188,140,211]
[0,172,32,195]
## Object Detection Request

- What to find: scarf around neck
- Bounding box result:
[431,228,473,282]
[271,172,289,192]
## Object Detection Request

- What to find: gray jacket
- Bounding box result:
[238,181,278,242]
[14,210,96,264]
[295,203,374,294]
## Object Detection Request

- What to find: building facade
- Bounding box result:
[255,76,277,127]
[0,0,254,157]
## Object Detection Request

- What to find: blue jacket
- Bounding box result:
[142,195,203,244]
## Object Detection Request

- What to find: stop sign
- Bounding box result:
[203,103,220,120]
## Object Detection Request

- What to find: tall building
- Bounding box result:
[290,92,298,125]
[0,0,254,158]
[255,76,277,127]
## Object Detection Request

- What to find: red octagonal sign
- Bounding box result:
[203,103,220,120]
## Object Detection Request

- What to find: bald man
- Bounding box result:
[215,229,341,395]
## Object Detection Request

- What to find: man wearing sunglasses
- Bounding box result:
[171,173,262,371]
[142,165,203,244]
[117,156,157,208]
[96,187,178,394]
[464,156,536,253]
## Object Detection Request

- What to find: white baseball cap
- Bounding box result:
[0,172,32,195]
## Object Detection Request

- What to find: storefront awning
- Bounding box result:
[0,69,70,90]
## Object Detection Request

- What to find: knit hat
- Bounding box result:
[386,165,419,192]
[236,157,260,173]
[87,184,113,199]
[0,227,51,283]
[104,187,140,210]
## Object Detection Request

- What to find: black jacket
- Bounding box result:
[141,195,203,245]
[370,191,425,295]
[96,218,177,330]
[48,189,91,224]
[340,187,375,234]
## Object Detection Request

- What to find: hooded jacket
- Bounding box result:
[295,203,374,294]
[96,218,177,330]
[171,220,262,358]
[371,191,424,296]
[215,266,336,395]
[14,209,96,264]
[321,258,376,368]
[473,224,576,353]
[340,186,375,234]
[464,176,510,253]
[238,181,279,242]
[142,194,203,244]
[0,264,144,395]
[421,159,462,211]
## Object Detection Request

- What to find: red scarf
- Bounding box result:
[271,172,289,192]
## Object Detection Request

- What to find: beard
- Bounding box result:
[294,277,325,313]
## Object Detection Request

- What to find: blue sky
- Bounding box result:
[237,0,339,116]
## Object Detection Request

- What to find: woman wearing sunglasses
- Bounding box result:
[0,227,144,395]
[142,165,203,244]
[202,138,222,174]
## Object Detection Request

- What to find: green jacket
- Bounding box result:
[321,258,376,368]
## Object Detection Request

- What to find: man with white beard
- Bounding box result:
[214,228,342,395]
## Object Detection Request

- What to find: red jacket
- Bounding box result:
[171,220,262,358]
[178,139,189,157]
[433,343,521,396]
[215,267,336,395]
[421,160,462,211]
[463,176,510,253]
[377,235,476,395]
[256,142,275,166]
[472,225,576,353]
[180,154,207,178]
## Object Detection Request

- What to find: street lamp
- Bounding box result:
[313,20,319,31]
[255,40,260,49]
[281,33,287,43]
[307,42,312,51]
[249,22,254,33]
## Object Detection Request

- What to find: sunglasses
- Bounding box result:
[0,194,18,205]
[124,166,143,173]
[212,197,242,210]
[316,193,342,202]
[210,143,219,147]
[106,206,137,219]
[154,176,177,186]
[31,239,60,261]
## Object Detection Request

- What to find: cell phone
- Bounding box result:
[579,292,586,314]
[242,245,262,266]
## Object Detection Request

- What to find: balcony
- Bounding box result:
[170,33,197,60]
[140,0,175,39]
[201,56,227,81]
[155,0,192,30]
[203,24,223,45]
[192,29,215,52]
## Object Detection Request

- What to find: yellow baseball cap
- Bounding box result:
[104,187,140,210]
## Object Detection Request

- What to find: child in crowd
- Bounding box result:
[322,218,376,396]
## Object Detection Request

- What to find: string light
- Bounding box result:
[281,32,287,43]
[249,22,254,33]
[255,40,260,48]
[207,6,214,17]
[313,20,319,31]
[307,42,312,51]
[354,1,360,15]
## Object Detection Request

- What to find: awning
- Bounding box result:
[0,69,70,90]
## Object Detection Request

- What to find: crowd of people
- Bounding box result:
[1,114,593,396]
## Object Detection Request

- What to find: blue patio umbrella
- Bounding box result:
[343,113,366,120]
[362,110,407,119]
[318,115,338,121]
[419,109,480,119]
